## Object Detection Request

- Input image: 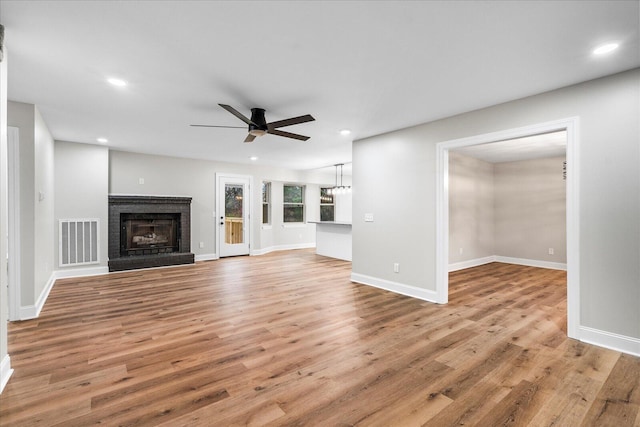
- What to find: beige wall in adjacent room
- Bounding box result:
[494,156,566,263]
[448,152,494,264]
[449,153,567,265]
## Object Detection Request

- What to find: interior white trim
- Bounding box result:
[7,126,20,321]
[350,273,439,303]
[17,272,55,320]
[494,256,567,271]
[448,256,495,272]
[449,256,567,272]
[436,117,580,339]
[195,253,218,262]
[435,140,449,304]
[13,267,109,320]
[251,243,315,256]
[55,266,109,279]
[579,326,640,357]
[0,354,13,394]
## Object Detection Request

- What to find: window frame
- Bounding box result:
[283,184,305,223]
[262,181,271,225]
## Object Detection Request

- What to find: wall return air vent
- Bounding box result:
[59,219,100,267]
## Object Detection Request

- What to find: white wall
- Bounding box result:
[108,150,335,257]
[334,190,353,223]
[264,181,318,252]
[33,108,55,298]
[54,141,109,271]
[7,101,55,316]
[353,68,640,344]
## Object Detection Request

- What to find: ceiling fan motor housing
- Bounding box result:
[249,108,268,136]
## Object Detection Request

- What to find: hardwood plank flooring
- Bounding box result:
[1,250,638,426]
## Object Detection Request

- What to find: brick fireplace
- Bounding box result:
[108,195,195,272]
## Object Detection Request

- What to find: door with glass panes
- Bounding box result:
[217,174,251,257]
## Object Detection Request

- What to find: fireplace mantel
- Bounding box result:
[108,195,195,272]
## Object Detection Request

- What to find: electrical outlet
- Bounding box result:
[393,263,399,273]
[364,213,374,222]
[459,248,463,255]
[548,248,554,255]
[199,242,204,248]
[138,178,145,185]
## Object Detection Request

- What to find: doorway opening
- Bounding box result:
[436,118,580,339]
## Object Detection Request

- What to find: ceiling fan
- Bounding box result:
[191,104,315,143]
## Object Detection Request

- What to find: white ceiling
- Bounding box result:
[2,1,638,173]
[453,131,567,163]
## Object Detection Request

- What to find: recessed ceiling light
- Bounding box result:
[340,129,351,136]
[97,137,108,143]
[593,42,619,55]
[249,156,258,161]
[107,77,127,87]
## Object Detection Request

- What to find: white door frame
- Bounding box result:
[435,117,580,339]
[7,126,20,321]
[215,173,253,258]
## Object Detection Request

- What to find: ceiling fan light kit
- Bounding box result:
[191,104,315,143]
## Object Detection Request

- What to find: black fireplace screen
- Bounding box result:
[121,213,180,256]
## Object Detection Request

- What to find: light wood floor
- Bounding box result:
[1,250,638,426]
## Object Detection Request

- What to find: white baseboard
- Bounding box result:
[579,326,640,357]
[195,253,218,262]
[448,256,496,272]
[0,354,13,394]
[495,256,567,271]
[18,271,56,320]
[448,255,567,272]
[17,267,109,320]
[18,304,38,320]
[251,243,315,256]
[55,266,109,279]
[350,273,440,304]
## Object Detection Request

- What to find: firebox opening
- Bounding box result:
[121,213,180,257]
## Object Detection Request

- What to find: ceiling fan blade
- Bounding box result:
[219,104,255,126]
[267,129,310,141]
[244,134,256,143]
[267,114,315,129]
[190,124,246,128]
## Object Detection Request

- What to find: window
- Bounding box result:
[262,182,271,225]
[320,188,335,222]
[283,184,305,223]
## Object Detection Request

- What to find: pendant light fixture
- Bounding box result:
[328,164,351,195]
